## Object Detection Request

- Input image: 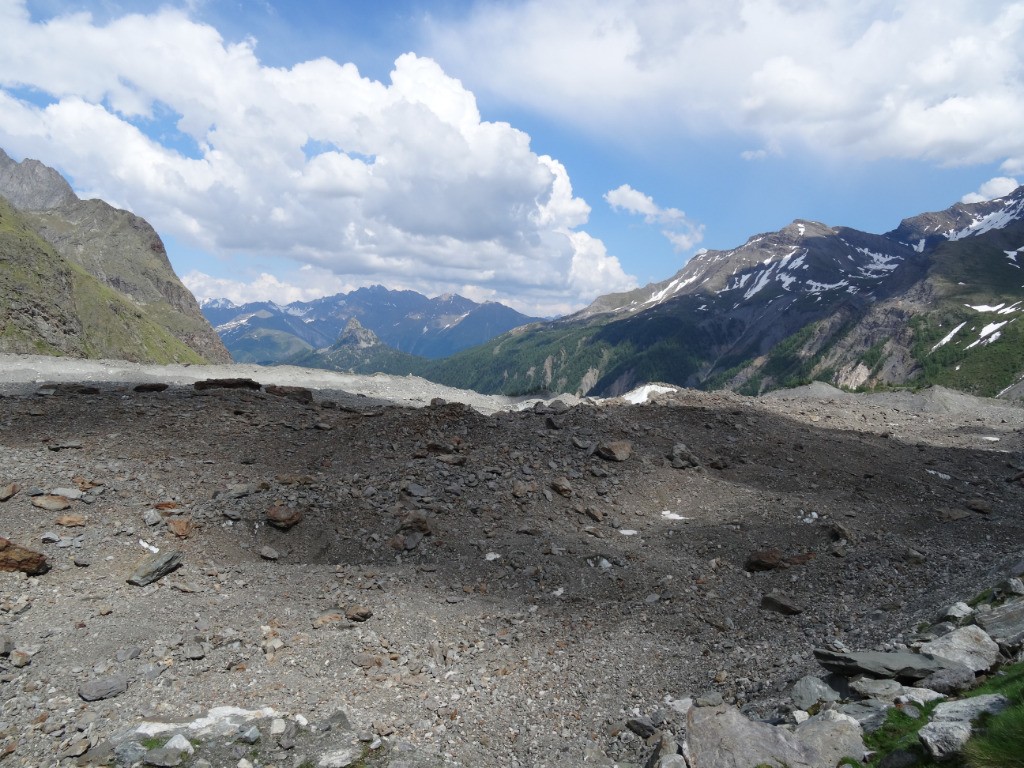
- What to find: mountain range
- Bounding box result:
[409,187,1024,399]
[0,148,229,364]
[200,287,540,364]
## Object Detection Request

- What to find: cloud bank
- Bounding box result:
[0,1,635,316]
[428,0,1024,195]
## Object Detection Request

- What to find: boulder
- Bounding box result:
[919,721,972,760]
[975,596,1024,650]
[919,625,1000,672]
[813,648,958,681]
[791,675,841,711]
[686,704,864,768]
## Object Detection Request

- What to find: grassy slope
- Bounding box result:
[0,198,206,363]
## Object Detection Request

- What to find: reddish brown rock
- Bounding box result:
[166,517,194,538]
[266,503,304,530]
[745,548,784,571]
[56,514,87,527]
[0,537,49,575]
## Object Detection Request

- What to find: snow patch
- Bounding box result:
[964,321,1009,350]
[930,321,967,353]
[806,280,849,294]
[621,384,678,404]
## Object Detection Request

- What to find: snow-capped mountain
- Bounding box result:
[424,186,1024,399]
[200,286,539,364]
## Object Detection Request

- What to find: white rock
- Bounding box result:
[919,720,973,759]
[164,734,194,754]
[920,625,1000,672]
[932,694,1010,722]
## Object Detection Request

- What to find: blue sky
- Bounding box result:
[1,0,1022,315]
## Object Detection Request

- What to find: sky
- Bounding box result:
[1,0,1022,317]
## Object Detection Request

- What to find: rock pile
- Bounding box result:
[0,377,1021,766]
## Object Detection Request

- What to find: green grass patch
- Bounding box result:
[863,701,944,767]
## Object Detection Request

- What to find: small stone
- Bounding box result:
[625,716,657,739]
[59,739,90,758]
[236,725,261,744]
[596,440,633,462]
[266,503,304,530]
[78,675,128,701]
[761,593,803,615]
[56,513,87,527]
[345,606,373,622]
[31,494,71,511]
[694,691,723,707]
[0,483,19,502]
[745,548,784,571]
[965,498,992,514]
[313,612,349,629]
[127,551,182,586]
[183,643,206,660]
[10,649,31,668]
[165,517,193,538]
[260,546,280,561]
[550,477,573,497]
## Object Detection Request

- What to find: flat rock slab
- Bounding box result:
[127,550,182,586]
[193,378,261,391]
[932,694,1010,722]
[31,494,70,511]
[687,704,864,768]
[79,675,128,701]
[813,648,957,681]
[975,597,1024,649]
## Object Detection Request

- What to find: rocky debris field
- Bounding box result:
[0,365,1022,767]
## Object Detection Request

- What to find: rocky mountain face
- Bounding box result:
[202,285,539,364]
[0,148,230,364]
[424,187,1024,399]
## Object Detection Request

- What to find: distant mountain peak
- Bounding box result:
[0,147,77,211]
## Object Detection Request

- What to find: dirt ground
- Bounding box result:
[0,358,1022,767]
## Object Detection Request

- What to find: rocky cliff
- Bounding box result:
[0,148,230,363]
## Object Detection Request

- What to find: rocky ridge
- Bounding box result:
[0,148,229,364]
[0,364,1022,766]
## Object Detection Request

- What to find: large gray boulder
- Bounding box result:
[975,597,1024,650]
[686,704,864,768]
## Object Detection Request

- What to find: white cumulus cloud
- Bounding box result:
[427,0,1024,171]
[961,176,1021,204]
[605,184,704,252]
[0,1,635,316]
